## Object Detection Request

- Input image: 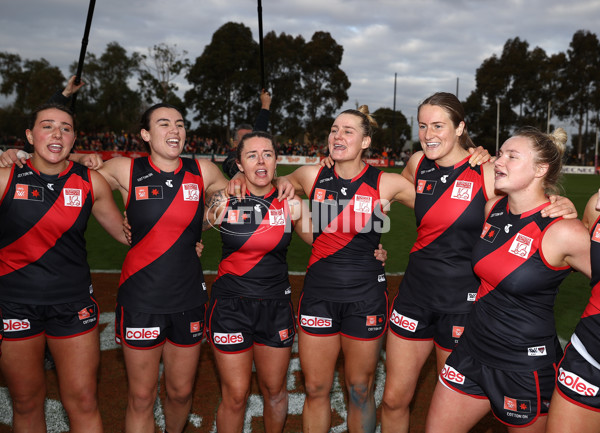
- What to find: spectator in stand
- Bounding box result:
[222,89,272,178]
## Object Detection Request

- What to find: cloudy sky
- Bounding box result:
[1,0,598,136]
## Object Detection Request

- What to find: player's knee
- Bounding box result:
[128,386,158,412]
[11,392,45,416]
[347,381,374,408]
[262,384,288,407]
[304,379,333,399]
[382,383,413,410]
[222,386,251,411]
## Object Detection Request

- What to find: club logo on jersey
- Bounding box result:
[3,318,31,332]
[558,367,599,396]
[14,184,44,201]
[467,292,477,302]
[509,233,534,259]
[451,180,473,201]
[503,396,531,413]
[366,315,385,327]
[190,321,201,333]
[593,223,600,243]
[441,365,465,385]
[214,332,244,345]
[269,208,285,226]
[182,183,200,201]
[452,326,464,338]
[135,185,163,200]
[279,328,293,341]
[416,179,436,195]
[78,305,96,322]
[527,345,547,356]
[354,195,372,213]
[480,223,500,243]
[377,273,386,282]
[126,327,160,340]
[300,315,332,328]
[313,188,337,204]
[165,179,173,188]
[63,188,82,207]
[227,210,240,223]
[390,310,418,332]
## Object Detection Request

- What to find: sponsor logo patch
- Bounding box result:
[126,327,160,340]
[452,326,464,338]
[135,185,163,200]
[416,179,436,195]
[279,329,293,341]
[227,209,240,223]
[467,292,477,302]
[3,318,31,332]
[593,223,600,243]
[481,222,500,242]
[451,180,473,201]
[558,367,599,396]
[527,345,547,357]
[182,183,199,201]
[63,188,82,207]
[269,208,285,226]
[213,332,244,345]
[78,305,96,321]
[353,195,372,213]
[313,188,337,204]
[366,315,385,327]
[14,184,44,201]
[300,315,332,328]
[509,233,534,259]
[190,321,201,333]
[441,364,465,384]
[503,396,531,413]
[390,310,418,332]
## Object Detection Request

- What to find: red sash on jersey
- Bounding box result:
[0,174,90,276]
[119,171,202,285]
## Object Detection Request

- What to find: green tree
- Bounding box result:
[556,30,600,163]
[0,53,66,135]
[71,42,142,133]
[138,43,190,106]
[185,22,260,144]
[262,31,306,141]
[370,107,410,152]
[301,31,350,144]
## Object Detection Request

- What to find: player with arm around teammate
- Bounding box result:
[94,103,228,433]
[267,106,414,433]
[0,103,128,433]
[546,190,600,433]
[381,93,576,433]
[425,126,590,433]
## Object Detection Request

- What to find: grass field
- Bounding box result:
[84,164,599,339]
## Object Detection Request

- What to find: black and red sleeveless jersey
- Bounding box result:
[0,160,93,304]
[398,155,488,314]
[460,196,570,370]
[302,164,387,302]
[573,214,600,361]
[117,156,207,313]
[211,188,293,299]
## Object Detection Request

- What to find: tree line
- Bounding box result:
[0,24,598,162]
